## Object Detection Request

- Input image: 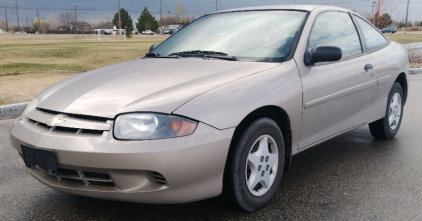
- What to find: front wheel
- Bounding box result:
[223,118,285,211]
[369,82,404,139]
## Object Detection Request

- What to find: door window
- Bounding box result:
[354,16,389,51]
[309,12,362,58]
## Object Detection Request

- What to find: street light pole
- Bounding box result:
[405,0,410,34]
[160,0,162,35]
[371,1,375,25]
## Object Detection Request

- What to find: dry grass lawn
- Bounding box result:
[0,34,167,105]
[385,31,422,44]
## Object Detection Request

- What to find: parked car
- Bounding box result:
[10,5,408,212]
[142,30,155,35]
[382,27,397,33]
[103,31,111,35]
[27,29,35,34]
[9,30,16,33]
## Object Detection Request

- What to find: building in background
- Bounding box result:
[70,22,93,32]
[164,24,182,34]
[93,22,115,34]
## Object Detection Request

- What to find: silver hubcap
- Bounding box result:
[245,135,278,196]
[389,92,402,130]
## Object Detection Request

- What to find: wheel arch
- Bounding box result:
[395,72,408,104]
[224,105,293,176]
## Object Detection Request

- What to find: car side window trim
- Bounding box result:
[306,10,366,66]
[352,13,391,54]
[348,12,366,53]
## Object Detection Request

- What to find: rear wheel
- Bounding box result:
[369,82,404,139]
[223,118,285,211]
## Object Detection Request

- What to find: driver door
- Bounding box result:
[298,11,377,149]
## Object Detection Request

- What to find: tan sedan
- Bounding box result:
[9,5,408,211]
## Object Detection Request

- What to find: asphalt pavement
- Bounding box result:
[1,74,422,221]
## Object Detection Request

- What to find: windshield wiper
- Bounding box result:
[145,52,180,59]
[168,50,237,61]
[168,50,228,56]
[204,55,237,61]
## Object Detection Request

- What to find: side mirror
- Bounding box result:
[305,46,342,66]
[149,44,159,53]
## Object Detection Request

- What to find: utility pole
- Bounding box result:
[74,4,78,34]
[397,13,399,28]
[3,0,8,32]
[294,0,296,5]
[405,0,410,34]
[15,0,19,31]
[74,4,77,24]
[160,0,162,35]
[118,0,121,31]
[36,10,40,33]
[216,0,218,12]
[371,1,375,25]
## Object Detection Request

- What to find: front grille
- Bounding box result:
[38,166,115,187]
[25,108,112,137]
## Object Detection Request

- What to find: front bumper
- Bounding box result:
[9,117,234,203]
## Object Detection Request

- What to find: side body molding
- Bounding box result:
[305,79,378,109]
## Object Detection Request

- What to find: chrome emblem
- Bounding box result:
[46,117,66,126]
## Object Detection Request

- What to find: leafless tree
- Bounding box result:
[59,11,75,26]
[175,2,187,23]
[91,19,109,28]
[159,15,196,27]
[0,19,7,30]
[373,0,396,29]
[41,22,50,33]
[46,14,60,29]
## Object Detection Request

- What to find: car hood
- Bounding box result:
[37,58,280,118]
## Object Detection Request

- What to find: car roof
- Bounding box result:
[218,5,349,13]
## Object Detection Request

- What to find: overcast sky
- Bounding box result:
[2,0,421,26]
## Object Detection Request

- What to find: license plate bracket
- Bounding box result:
[21,144,58,176]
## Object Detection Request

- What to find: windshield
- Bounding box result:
[153,10,307,62]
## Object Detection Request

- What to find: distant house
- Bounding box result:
[93,22,118,34]
[69,22,93,32]
[164,25,182,34]
[0,28,4,34]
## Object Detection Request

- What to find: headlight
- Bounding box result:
[113,113,198,140]
[21,98,38,118]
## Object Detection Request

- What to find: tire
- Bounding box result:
[369,82,404,139]
[223,118,285,212]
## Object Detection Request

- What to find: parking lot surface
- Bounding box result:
[1,74,422,220]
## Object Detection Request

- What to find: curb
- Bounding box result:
[409,68,422,75]
[0,102,29,118]
[1,67,422,118]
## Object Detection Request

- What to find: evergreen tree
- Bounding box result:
[136,7,159,33]
[113,8,133,37]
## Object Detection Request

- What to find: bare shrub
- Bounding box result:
[408,50,422,63]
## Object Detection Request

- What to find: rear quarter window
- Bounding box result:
[354,16,389,51]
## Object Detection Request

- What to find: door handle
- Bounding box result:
[364,64,373,72]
